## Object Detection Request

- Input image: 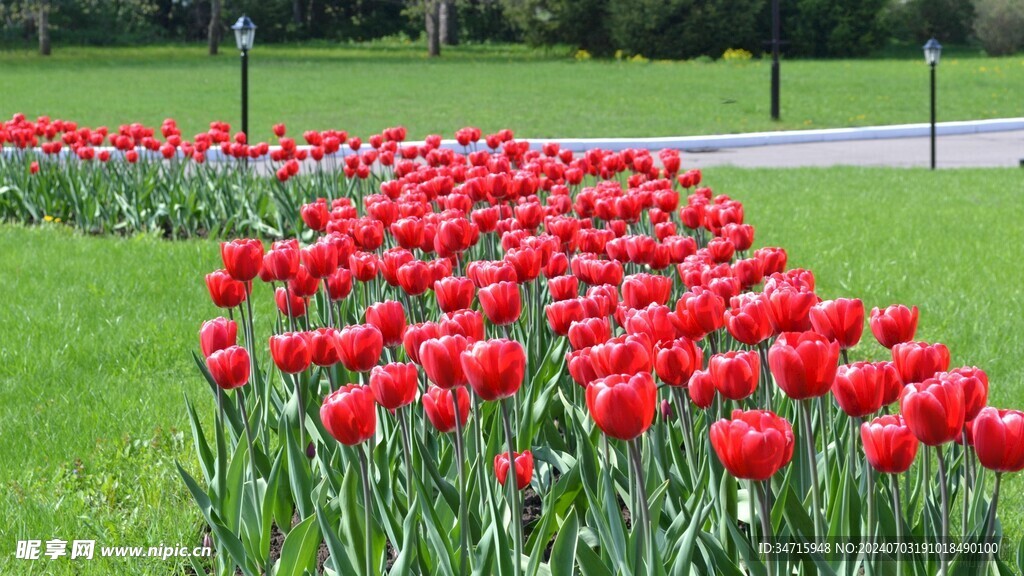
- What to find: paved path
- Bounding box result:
[681,130,1024,169]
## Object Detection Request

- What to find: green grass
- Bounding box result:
[0,166,1022,574]
[0,43,1021,141]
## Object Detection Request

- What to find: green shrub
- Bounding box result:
[777,0,890,57]
[972,0,1024,55]
[606,0,764,60]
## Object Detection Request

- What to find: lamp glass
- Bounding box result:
[231,16,256,51]
[923,38,942,66]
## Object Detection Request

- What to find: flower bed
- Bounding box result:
[185,127,1023,576]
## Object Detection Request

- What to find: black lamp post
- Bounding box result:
[231,15,257,139]
[923,38,941,170]
[770,0,781,120]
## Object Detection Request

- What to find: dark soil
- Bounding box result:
[191,510,398,575]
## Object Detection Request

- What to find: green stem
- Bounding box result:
[892,476,904,576]
[397,407,414,507]
[500,400,523,576]
[673,387,698,488]
[235,389,261,525]
[801,400,825,539]
[293,373,306,451]
[757,480,775,576]
[357,446,374,576]
[935,445,950,576]
[628,438,654,575]
[984,473,1002,565]
[452,394,470,576]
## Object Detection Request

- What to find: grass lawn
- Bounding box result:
[0,43,1021,141]
[1,166,1022,574]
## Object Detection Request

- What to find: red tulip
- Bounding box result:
[948,366,989,421]
[206,346,250,390]
[200,317,237,358]
[621,273,673,309]
[566,348,598,388]
[478,281,522,326]
[309,327,343,367]
[732,258,765,290]
[589,334,653,378]
[288,265,320,298]
[220,239,264,282]
[766,286,818,333]
[420,335,470,390]
[365,300,407,348]
[320,385,377,446]
[622,304,678,346]
[900,374,966,446]
[269,332,312,374]
[300,201,329,232]
[422,385,470,433]
[869,305,919,349]
[586,372,657,441]
[262,246,301,282]
[860,415,919,474]
[891,341,950,385]
[725,293,774,346]
[275,287,307,318]
[753,246,787,276]
[494,450,533,490]
[326,268,353,301]
[460,338,526,402]
[205,269,248,309]
[369,362,419,411]
[349,251,379,282]
[548,275,578,301]
[403,322,440,365]
[504,247,543,283]
[545,298,600,336]
[832,361,889,418]
[439,309,485,342]
[568,317,612,350]
[768,331,840,400]
[301,240,339,279]
[688,370,716,409]
[674,287,726,340]
[434,276,475,313]
[973,408,1024,473]
[709,350,760,401]
[809,298,864,350]
[396,260,432,296]
[654,338,703,387]
[337,324,384,372]
[711,409,795,481]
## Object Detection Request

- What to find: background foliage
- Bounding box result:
[0,0,1019,58]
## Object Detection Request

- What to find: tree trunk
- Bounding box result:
[207,0,221,55]
[425,0,440,57]
[440,0,458,46]
[292,0,303,26]
[38,0,51,56]
[439,0,449,46]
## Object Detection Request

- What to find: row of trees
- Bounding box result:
[1,0,1020,58]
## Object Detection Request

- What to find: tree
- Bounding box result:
[425,0,441,56]
[38,0,51,55]
[208,0,221,55]
[440,0,458,45]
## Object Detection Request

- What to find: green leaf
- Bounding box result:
[315,495,358,575]
[575,540,614,576]
[176,462,257,576]
[183,391,215,486]
[275,513,322,576]
[388,498,419,576]
[283,416,314,519]
[549,506,579,576]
